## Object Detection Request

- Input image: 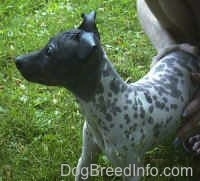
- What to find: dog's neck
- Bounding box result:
[76,49,127,102]
[95,52,127,99]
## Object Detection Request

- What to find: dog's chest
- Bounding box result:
[80,51,199,166]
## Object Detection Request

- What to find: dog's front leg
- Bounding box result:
[76,122,101,181]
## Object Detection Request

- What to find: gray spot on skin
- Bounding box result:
[171,89,182,98]
[124,114,131,124]
[154,63,166,73]
[160,78,168,84]
[121,84,127,92]
[86,129,90,136]
[148,117,154,124]
[153,95,157,101]
[126,99,132,104]
[173,67,183,77]
[165,107,170,112]
[171,104,178,110]
[154,85,167,96]
[124,123,138,139]
[155,101,165,109]
[153,123,161,137]
[124,105,128,110]
[102,65,112,77]
[114,106,122,114]
[130,123,138,131]
[140,107,145,118]
[124,130,130,139]
[134,113,138,118]
[108,100,122,116]
[172,53,198,71]
[140,114,145,119]
[162,75,182,97]
[98,119,102,124]
[110,123,114,128]
[180,96,184,102]
[162,97,168,103]
[153,78,182,98]
[105,139,109,144]
[148,105,154,113]
[132,104,138,111]
[124,94,129,99]
[95,82,104,94]
[110,79,120,94]
[141,134,145,140]
[102,126,109,132]
[140,129,145,140]
[144,92,153,103]
[105,113,112,122]
[127,87,133,93]
[138,99,143,106]
[119,124,123,129]
[108,92,112,97]
[166,116,173,124]
[164,54,198,72]
[96,96,106,113]
[142,120,146,126]
[123,146,128,151]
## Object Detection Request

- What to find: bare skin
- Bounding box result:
[137,0,200,154]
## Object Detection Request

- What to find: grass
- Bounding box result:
[0,0,200,180]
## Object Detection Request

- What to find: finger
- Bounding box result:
[191,73,200,84]
[193,141,200,151]
[188,134,200,144]
[196,148,200,154]
[182,93,200,118]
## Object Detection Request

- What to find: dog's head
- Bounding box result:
[15,11,103,99]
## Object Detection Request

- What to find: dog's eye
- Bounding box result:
[46,45,55,57]
[74,33,81,40]
[70,32,81,41]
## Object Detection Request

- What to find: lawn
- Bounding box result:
[0,0,199,180]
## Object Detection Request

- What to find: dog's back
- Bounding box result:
[128,51,199,149]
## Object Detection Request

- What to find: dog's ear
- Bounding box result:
[78,31,97,60]
[79,11,100,39]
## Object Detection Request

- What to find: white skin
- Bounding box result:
[137,0,200,153]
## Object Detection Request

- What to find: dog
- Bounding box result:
[15,11,200,181]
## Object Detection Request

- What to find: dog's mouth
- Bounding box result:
[16,67,43,84]
[15,61,61,86]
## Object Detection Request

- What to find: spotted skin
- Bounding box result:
[15,11,200,181]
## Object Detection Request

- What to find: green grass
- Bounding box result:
[0,0,200,180]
